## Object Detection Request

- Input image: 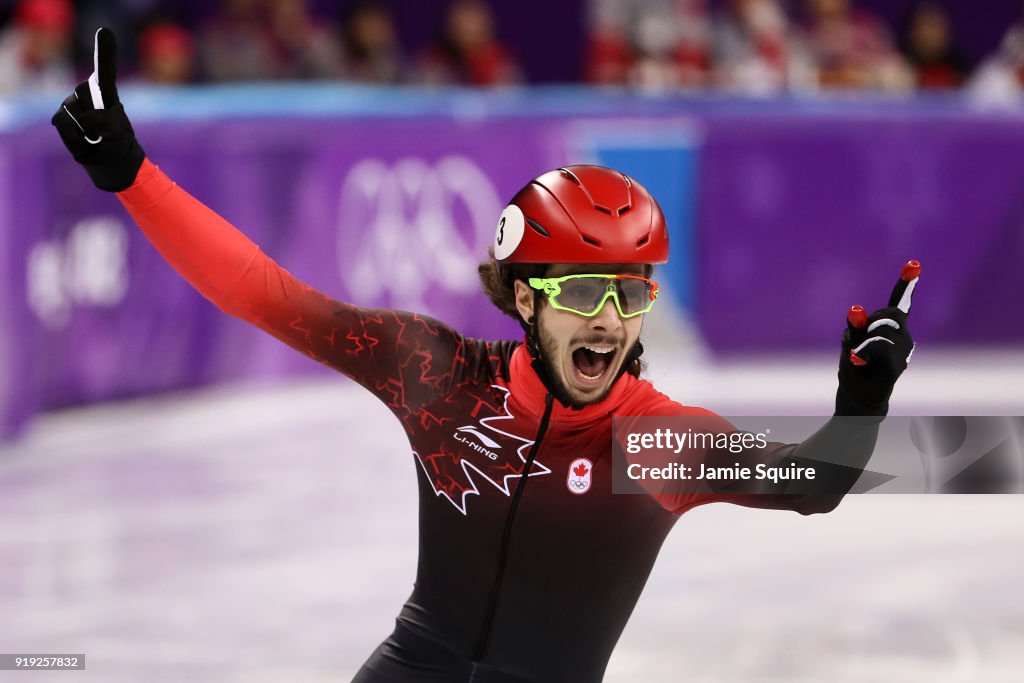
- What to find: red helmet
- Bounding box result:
[493,165,669,266]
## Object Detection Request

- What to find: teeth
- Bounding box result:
[582,345,615,354]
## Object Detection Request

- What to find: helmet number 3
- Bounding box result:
[493,205,525,261]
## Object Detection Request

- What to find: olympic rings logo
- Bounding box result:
[569,479,588,489]
[336,156,501,311]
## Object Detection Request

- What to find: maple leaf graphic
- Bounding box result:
[414,385,551,515]
[572,462,590,478]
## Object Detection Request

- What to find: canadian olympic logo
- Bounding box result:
[567,458,593,495]
[336,156,501,312]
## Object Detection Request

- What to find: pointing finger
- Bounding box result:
[888,260,921,314]
[87,28,118,110]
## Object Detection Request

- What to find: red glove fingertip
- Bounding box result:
[848,305,867,329]
[901,260,921,282]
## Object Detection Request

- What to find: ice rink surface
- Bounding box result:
[2,324,1023,683]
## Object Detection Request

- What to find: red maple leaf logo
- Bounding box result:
[573,462,590,478]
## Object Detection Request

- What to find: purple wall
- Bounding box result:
[695,110,1024,352]
[3,90,1024,438]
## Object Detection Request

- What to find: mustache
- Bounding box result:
[572,335,626,348]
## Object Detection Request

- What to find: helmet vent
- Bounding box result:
[558,167,631,216]
[526,217,550,237]
[559,167,582,185]
[636,234,650,247]
[581,234,601,247]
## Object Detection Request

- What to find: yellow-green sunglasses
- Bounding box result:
[528,274,659,319]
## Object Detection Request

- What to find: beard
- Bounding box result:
[536,323,623,408]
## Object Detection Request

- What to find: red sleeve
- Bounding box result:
[627,398,817,516]
[117,160,465,416]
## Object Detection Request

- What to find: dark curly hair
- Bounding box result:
[476,249,648,378]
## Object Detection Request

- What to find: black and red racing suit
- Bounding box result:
[117,160,880,682]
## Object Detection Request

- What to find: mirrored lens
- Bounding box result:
[617,278,652,314]
[554,278,610,313]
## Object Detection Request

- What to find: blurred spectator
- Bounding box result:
[713,0,815,94]
[900,1,967,90]
[418,0,521,86]
[968,15,1024,105]
[585,5,631,85]
[800,0,913,91]
[198,0,340,81]
[267,0,343,79]
[71,0,157,75]
[585,0,711,90]
[635,0,711,89]
[340,1,404,83]
[0,0,73,94]
[137,21,194,85]
[198,0,279,81]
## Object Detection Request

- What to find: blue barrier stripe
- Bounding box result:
[4,84,1024,131]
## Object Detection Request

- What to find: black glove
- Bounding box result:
[836,260,920,416]
[51,28,145,192]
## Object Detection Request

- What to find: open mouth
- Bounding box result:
[570,344,618,387]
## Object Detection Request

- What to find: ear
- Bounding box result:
[513,279,535,323]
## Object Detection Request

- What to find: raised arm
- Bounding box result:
[652,263,919,515]
[52,29,464,416]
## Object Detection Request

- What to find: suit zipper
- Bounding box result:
[473,392,556,661]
